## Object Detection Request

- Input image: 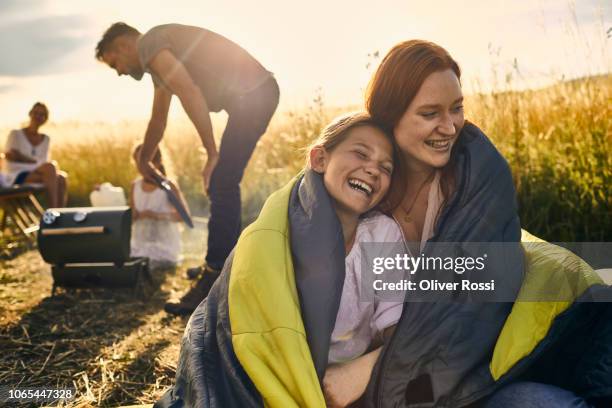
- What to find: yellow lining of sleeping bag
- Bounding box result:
[490,230,603,380]
[229,177,326,408]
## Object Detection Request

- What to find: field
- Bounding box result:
[2,75,609,241]
[0,226,207,407]
[0,75,610,406]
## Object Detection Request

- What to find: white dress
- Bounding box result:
[3,129,50,185]
[130,178,182,265]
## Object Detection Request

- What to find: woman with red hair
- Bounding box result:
[321,40,599,408]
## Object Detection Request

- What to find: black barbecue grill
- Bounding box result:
[38,206,150,294]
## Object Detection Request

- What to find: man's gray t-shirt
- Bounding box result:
[137,24,272,112]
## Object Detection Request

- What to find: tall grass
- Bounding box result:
[1,78,609,241]
[467,75,611,241]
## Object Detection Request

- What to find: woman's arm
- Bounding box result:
[4,131,36,163]
[5,148,36,163]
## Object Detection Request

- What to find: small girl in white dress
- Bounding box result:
[130,144,188,268]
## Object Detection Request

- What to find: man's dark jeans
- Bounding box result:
[205,76,280,270]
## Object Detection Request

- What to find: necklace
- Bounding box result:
[400,172,435,223]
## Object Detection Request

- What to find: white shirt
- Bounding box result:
[328,212,405,364]
[328,174,444,364]
[3,129,50,185]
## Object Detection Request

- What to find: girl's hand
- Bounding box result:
[137,210,152,219]
[137,211,177,221]
[323,363,361,408]
[323,348,382,407]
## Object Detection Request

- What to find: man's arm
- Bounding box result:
[147,49,219,192]
[138,85,172,182]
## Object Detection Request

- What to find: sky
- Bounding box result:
[0,0,609,125]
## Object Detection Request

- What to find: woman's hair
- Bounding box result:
[366,40,461,130]
[29,102,49,119]
[306,112,405,213]
[365,40,463,216]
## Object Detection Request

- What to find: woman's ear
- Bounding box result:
[309,146,327,173]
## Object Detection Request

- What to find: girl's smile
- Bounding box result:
[311,125,394,219]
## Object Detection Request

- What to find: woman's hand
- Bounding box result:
[6,148,37,164]
[323,348,382,407]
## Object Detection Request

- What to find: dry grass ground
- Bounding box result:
[0,226,208,407]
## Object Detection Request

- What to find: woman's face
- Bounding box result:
[29,105,48,126]
[394,69,464,173]
[311,125,394,219]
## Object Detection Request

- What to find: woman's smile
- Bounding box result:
[393,69,464,172]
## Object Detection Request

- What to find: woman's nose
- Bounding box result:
[438,116,456,135]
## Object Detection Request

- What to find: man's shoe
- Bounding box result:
[164,269,221,316]
[186,264,204,280]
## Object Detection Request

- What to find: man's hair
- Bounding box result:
[95,22,141,61]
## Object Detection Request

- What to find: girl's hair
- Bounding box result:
[365,39,463,216]
[306,112,405,213]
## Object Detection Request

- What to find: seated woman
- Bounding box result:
[360,39,611,407]
[3,102,68,207]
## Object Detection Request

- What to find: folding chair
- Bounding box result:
[0,184,45,246]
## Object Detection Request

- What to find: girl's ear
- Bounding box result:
[309,146,328,173]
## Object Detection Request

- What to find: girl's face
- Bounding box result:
[394,69,464,173]
[311,125,394,219]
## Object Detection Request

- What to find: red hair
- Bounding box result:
[366,39,461,132]
[366,40,463,217]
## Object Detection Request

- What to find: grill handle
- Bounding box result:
[41,226,105,236]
